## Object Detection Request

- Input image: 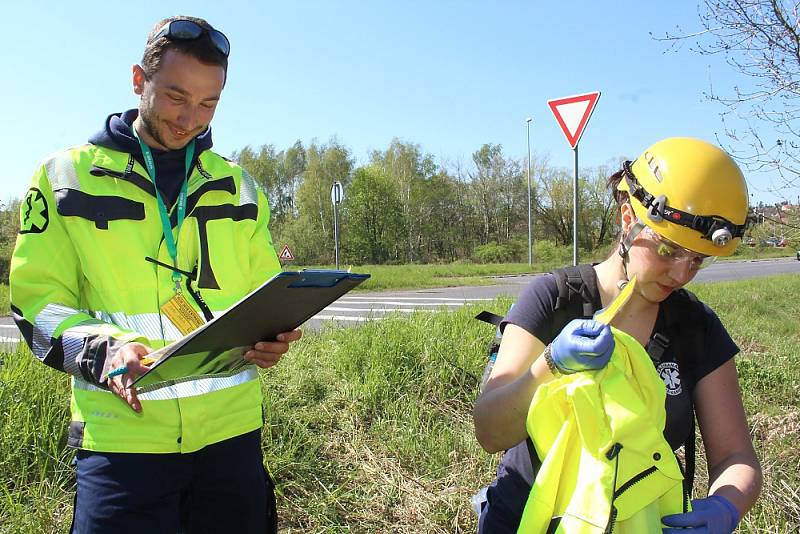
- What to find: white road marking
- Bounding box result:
[327,301,466,307]
[322,307,417,313]
[312,315,378,322]
[339,296,491,301]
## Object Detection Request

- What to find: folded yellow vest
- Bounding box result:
[517,327,688,533]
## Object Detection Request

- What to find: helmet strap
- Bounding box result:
[617,220,645,289]
[619,220,646,257]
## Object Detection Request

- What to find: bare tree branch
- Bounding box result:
[656,0,800,198]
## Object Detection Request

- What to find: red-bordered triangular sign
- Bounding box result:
[547,91,601,149]
[279,245,294,261]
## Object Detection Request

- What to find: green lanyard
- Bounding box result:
[132,128,196,291]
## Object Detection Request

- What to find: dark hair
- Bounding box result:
[606,168,629,206]
[141,16,228,80]
[606,167,629,244]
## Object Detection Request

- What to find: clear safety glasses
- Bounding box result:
[150,20,230,57]
[640,225,717,270]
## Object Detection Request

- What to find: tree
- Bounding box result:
[343,166,404,263]
[535,166,573,245]
[467,144,526,245]
[534,163,617,250]
[415,171,465,262]
[370,139,438,262]
[580,162,620,250]
[0,198,21,282]
[658,0,800,197]
[232,141,306,234]
[289,139,353,263]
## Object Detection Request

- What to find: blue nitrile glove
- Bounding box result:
[550,319,614,374]
[662,495,740,534]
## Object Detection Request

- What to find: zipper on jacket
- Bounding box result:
[676,452,691,513]
[603,443,664,534]
[603,443,623,534]
[613,465,659,499]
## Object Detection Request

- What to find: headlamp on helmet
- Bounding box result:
[621,160,748,252]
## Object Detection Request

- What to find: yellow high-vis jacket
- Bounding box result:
[518,327,688,533]
[10,143,280,454]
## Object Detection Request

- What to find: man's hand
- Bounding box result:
[550,319,614,374]
[105,342,154,413]
[244,329,302,369]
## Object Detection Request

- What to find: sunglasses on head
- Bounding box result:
[151,19,230,57]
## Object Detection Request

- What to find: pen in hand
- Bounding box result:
[105,356,157,379]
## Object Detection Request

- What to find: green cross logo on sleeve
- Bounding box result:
[20,188,49,234]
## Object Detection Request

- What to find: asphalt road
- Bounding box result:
[1,257,798,347]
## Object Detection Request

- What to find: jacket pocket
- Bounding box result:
[55,189,145,229]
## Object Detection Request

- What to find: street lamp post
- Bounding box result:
[526,117,533,265]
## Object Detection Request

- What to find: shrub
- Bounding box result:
[532,239,572,264]
[473,242,515,263]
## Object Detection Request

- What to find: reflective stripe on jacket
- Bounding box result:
[518,327,687,533]
[10,143,281,453]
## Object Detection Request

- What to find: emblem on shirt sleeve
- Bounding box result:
[657,361,682,396]
[20,187,49,234]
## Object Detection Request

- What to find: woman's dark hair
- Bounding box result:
[606,168,630,206]
[141,16,228,81]
[606,167,630,245]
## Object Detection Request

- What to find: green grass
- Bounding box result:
[283,251,798,293]
[686,274,800,532]
[0,284,8,316]
[730,246,798,261]
[280,250,615,292]
[1,274,798,532]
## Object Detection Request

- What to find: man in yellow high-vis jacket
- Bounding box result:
[10,16,300,533]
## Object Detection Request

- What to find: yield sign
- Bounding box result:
[279,244,294,261]
[547,91,601,149]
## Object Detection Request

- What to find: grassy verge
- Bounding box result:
[730,246,798,261]
[282,252,797,293]
[1,274,798,532]
[686,274,800,532]
[284,262,545,292]
[0,284,8,316]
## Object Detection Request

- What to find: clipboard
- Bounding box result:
[133,270,370,391]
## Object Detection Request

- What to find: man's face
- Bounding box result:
[132,49,225,151]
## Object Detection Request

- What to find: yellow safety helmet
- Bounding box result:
[617,137,750,257]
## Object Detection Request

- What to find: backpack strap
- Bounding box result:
[662,288,705,498]
[647,332,670,364]
[684,417,697,499]
[551,264,598,340]
[528,264,603,480]
[474,310,504,328]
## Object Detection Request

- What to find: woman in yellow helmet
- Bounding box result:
[473,138,762,533]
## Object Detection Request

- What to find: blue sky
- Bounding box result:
[0,1,788,205]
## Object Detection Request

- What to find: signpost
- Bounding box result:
[330,181,344,269]
[547,91,600,266]
[526,117,533,265]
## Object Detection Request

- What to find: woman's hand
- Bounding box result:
[662,495,739,533]
[550,319,614,374]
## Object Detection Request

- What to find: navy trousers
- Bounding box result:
[70,430,276,534]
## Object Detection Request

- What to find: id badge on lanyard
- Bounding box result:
[133,127,204,336]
